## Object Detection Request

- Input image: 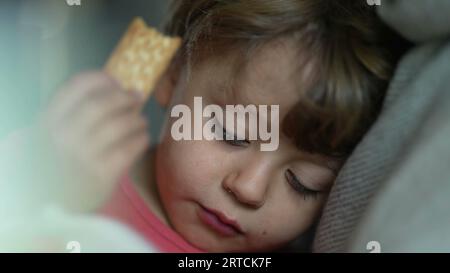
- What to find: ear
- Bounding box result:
[153,63,181,108]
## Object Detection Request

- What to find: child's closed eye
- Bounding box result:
[285,169,320,200]
[220,125,250,147]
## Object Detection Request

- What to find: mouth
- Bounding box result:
[197,204,244,237]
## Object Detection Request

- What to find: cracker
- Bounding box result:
[104,17,181,98]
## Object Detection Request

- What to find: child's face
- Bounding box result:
[154,39,341,252]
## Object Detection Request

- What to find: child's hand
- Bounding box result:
[36,71,150,210]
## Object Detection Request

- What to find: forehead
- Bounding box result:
[190,38,314,116]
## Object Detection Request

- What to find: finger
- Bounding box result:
[99,130,150,183]
[128,88,148,106]
[45,71,119,124]
[59,87,145,134]
[89,112,149,156]
[72,90,142,138]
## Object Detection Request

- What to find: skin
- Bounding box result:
[40,38,342,252]
[149,39,341,252]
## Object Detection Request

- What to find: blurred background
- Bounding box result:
[0,0,167,141]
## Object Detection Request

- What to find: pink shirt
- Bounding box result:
[99,175,204,253]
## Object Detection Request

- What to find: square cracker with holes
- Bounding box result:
[104,17,181,99]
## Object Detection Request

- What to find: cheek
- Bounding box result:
[247,192,326,250]
[155,131,227,199]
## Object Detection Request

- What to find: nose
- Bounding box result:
[222,157,273,208]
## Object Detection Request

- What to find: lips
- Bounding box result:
[198,204,244,236]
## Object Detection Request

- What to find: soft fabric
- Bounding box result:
[313,0,450,252]
[100,175,204,253]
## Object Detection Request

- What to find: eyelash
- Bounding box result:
[221,127,250,147]
[285,169,320,200]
